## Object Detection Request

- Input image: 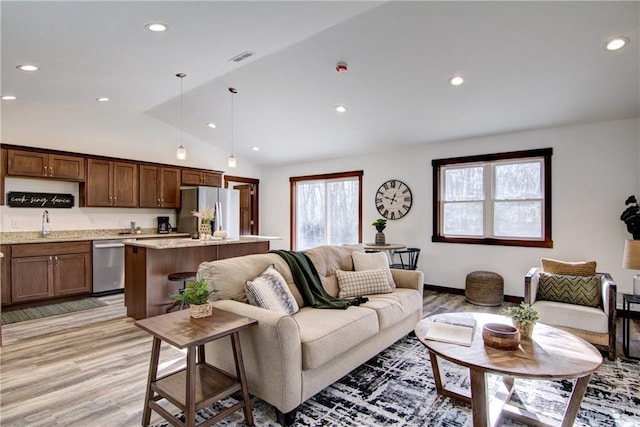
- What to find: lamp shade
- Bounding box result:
[623,239,640,269]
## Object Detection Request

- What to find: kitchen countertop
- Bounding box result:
[0,229,189,245]
[124,235,282,249]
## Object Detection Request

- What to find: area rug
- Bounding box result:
[1,298,107,324]
[154,335,640,426]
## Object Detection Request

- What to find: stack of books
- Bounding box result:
[423,314,477,346]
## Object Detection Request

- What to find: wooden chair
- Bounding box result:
[390,248,420,270]
[524,268,617,360]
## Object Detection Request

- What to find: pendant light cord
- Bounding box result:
[179,75,184,145]
[230,90,235,156]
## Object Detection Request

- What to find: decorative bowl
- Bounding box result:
[482,323,521,350]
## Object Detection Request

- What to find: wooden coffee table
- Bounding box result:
[415,312,602,427]
[136,308,257,427]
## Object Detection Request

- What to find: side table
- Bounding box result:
[622,293,640,359]
[135,308,258,427]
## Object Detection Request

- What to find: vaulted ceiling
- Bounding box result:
[2,1,638,167]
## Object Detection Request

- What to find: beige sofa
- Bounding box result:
[196,244,424,425]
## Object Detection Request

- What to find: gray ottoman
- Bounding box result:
[465,271,504,306]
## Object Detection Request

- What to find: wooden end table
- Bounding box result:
[415,312,602,427]
[135,308,257,427]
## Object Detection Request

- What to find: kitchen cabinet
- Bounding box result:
[1,245,10,304]
[181,169,222,187]
[82,159,138,207]
[10,241,91,304]
[7,149,85,181]
[139,165,181,208]
[1,148,6,206]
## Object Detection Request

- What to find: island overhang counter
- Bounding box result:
[124,236,279,319]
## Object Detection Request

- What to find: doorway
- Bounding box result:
[224,175,259,236]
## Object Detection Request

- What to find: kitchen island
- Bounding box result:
[124,236,279,319]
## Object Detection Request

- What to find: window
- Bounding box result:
[432,148,552,248]
[290,171,363,250]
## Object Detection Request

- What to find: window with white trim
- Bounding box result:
[432,148,552,248]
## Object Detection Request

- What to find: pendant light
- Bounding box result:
[228,87,238,168]
[176,73,187,160]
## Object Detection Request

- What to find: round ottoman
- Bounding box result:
[465,271,504,306]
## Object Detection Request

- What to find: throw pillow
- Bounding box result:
[540,258,597,277]
[351,251,396,289]
[336,268,392,298]
[536,272,602,308]
[245,265,299,315]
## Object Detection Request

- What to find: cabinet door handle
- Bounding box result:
[54,256,58,266]
[161,198,164,206]
[113,196,117,205]
[157,198,160,207]
[44,166,48,176]
[109,196,113,206]
[49,166,53,176]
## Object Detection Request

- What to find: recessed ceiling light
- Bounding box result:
[335,105,347,113]
[1,95,17,101]
[17,64,39,72]
[449,76,464,86]
[145,22,168,32]
[251,146,260,151]
[96,97,110,102]
[207,122,217,129]
[604,37,629,51]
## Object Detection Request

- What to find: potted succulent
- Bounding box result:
[169,278,216,318]
[502,302,540,339]
[372,218,387,245]
[621,195,640,240]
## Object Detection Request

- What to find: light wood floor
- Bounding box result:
[1,292,638,427]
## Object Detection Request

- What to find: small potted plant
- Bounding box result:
[135,226,142,234]
[169,278,216,318]
[372,218,387,245]
[502,302,539,339]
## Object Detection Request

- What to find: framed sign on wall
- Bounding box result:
[7,192,74,208]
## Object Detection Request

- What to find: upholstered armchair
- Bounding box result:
[524,261,617,360]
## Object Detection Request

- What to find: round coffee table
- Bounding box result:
[415,312,602,427]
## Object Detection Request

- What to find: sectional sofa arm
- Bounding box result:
[210,299,303,412]
[391,268,424,292]
[524,267,541,304]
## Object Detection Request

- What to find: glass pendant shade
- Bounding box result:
[228,154,237,168]
[176,144,187,160]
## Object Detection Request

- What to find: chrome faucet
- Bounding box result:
[41,210,50,237]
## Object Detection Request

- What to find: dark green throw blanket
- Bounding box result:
[271,250,368,309]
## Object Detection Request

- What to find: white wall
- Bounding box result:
[260,117,640,297]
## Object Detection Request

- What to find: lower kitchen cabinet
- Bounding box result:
[9,241,92,304]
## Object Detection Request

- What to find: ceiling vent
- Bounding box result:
[229,51,256,63]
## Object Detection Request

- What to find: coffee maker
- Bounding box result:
[157,216,171,234]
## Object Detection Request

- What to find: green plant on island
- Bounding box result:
[372,218,387,232]
[170,278,216,306]
[501,302,540,326]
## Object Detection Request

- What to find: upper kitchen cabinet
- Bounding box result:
[139,165,180,208]
[181,169,222,187]
[7,149,85,181]
[80,159,138,207]
[1,148,6,206]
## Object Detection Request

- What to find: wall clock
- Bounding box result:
[375,179,413,220]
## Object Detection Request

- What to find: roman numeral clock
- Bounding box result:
[375,179,413,220]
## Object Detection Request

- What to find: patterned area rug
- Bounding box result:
[1,298,107,324]
[155,335,640,426]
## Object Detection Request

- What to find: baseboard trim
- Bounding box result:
[423,283,523,304]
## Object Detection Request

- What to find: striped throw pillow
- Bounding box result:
[537,272,602,308]
[245,265,299,315]
[336,268,392,298]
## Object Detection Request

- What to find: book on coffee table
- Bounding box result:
[424,315,477,346]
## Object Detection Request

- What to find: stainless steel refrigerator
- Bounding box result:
[177,187,240,239]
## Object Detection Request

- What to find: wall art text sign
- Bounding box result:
[7,192,74,208]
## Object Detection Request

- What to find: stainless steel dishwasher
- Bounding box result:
[92,239,129,296]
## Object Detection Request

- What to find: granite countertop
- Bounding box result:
[0,229,190,245]
[124,235,282,249]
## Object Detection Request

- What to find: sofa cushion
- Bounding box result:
[537,272,602,308]
[541,258,597,276]
[352,251,396,289]
[362,288,422,330]
[293,305,378,369]
[304,244,364,297]
[531,299,608,333]
[246,265,300,315]
[198,253,305,307]
[336,268,391,298]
